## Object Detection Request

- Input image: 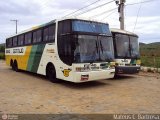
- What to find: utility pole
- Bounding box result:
[115,0,125,30]
[10,19,18,34]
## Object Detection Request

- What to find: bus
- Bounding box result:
[111,28,141,75]
[5,18,115,83]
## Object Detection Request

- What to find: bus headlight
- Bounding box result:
[115,63,119,66]
[109,62,116,69]
[136,60,141,65]
[100,63,109,69]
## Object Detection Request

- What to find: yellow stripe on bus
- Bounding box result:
[5,46,32,70]
[20,46,32,70]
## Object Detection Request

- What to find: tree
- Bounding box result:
[0,45,5,53]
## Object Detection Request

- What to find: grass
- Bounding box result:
[141,56,160,68]
[0,53,5,59]
[140,42,160,68]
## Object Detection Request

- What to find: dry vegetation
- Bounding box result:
[140,42,160,68]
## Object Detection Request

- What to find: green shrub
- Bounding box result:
[141,56,160,68]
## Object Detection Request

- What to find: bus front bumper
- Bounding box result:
[115,66,140,74]
[73,69,115,83]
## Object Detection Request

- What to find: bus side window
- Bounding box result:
[48,25,55,42]
[33,29,42,43]
[43,25,55,42]
[37,29,42,43]
[58,20,71,35]
[25,32,32,45]
[9,38,13,47]
[6,39,8,48]
[33,31,37,43]
[43,27,49,41]
[13,37,18,47]
[18,35,24,46]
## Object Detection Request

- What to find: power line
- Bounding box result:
[125,0,159,32]
[73,0,115,17]
[40,0,97,16]
[133,0,142,32]
[126,0,158,6]
[89,7,117,18]
[100,10,117,21]
[63,0,102,17]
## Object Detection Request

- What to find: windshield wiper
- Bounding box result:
[95,41,99,54]
[99,40,104,53]
[132,54,140,59]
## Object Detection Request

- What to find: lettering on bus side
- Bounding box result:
[84,63,98,70]
[46,49,55,53]
[6,50,10,53]
[121,59,128,63]
[13,48,24,54]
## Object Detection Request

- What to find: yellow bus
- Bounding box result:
[5,18,115,83]
[111,28,141,75]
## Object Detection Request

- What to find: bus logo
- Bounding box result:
[62,69,71,77]
[121,59,128,63]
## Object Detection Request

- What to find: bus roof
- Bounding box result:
[6,17,109,39]
[6,20,56,39]
[111,28,138,37]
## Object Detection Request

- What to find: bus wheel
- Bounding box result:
[12,64,14,70]
[10,60,14,70]
[114,74,119,79]
[13,61,19,72]
[46,64,58,83]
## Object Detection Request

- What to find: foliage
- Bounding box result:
[0,53,5,59]
[140,42,160,68]
[0,43,5,52]
[140,42,160,57]
[141,56,160,68]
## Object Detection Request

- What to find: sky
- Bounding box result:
[0,0,160,44]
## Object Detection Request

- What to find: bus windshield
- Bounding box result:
[57,19,114,65]
[115,34,140,59]
[74,35,114,63]
[130,36,139,58]
[72,20,111,35]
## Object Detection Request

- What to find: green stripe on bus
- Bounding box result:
[130,59,136,64]
[27,45,38,71]
[27,44,45,73]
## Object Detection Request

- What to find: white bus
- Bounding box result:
[5,18,115,83]
[111,28,141,75]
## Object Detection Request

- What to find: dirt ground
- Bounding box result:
[0,60,160,114]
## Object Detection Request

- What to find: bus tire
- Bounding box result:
[10,60,14,70]
[114,74,119,78]
[46,63,58,83]
[13,60,19,72]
